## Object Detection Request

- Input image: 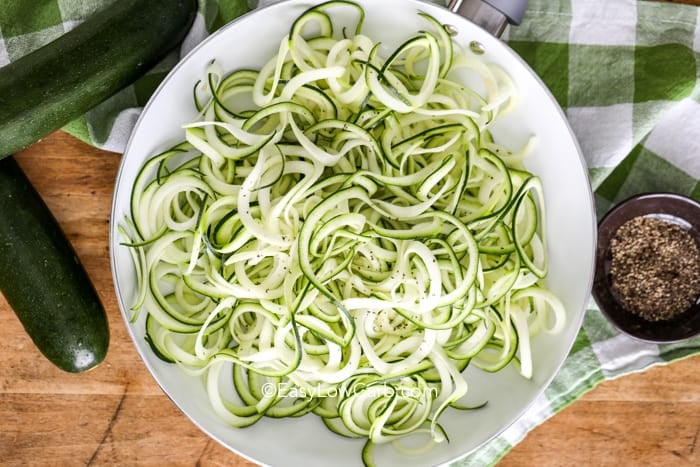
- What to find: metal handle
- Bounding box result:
[447,0,529,37]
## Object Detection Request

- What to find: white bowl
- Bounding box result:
[110,1,596,465]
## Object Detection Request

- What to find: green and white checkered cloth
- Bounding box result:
[461,2,700,464]
[2,0,698,465]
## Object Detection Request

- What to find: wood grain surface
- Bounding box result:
[2,2,699,465]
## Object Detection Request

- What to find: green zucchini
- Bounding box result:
[0,0,198,158]
[0,157,109,373]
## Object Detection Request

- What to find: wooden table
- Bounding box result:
[2,2,699,465]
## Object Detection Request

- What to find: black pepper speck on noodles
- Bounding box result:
[609,216,700,321]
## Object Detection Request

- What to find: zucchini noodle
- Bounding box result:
[120,1,565,464]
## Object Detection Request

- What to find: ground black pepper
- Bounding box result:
[609,215,700,321]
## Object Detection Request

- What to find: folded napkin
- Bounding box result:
[2,0,698,465]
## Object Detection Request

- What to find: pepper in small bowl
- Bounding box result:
[593,192,700,342]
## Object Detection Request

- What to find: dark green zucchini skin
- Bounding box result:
[0,0,198,158]
[0,157,110,373]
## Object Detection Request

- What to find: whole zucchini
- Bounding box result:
[0,0,198,158]
[0,157,109,373]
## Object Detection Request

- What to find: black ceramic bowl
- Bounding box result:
[593,192,700,343]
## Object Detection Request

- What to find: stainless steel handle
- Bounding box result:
[447,0,529,37]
